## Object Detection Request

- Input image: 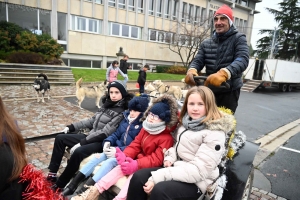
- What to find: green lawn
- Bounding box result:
[71,68,184,82]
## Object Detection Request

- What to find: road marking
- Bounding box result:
[280,146,300,154]
[256,105,277,112]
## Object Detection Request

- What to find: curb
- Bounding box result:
[253,118,300,167]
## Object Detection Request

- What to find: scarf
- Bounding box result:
[128,115,136,123]
[102,98,123,108]
[182,113,206,131]
[142,116,166,135]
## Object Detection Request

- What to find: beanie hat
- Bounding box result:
[107,80,127,98]
[150,99,171,123]
[128,94,149,113]
[214,5,233,26]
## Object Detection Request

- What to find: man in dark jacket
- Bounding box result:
[137,64,150,94]
[119,55,130,84]
[184,5,249,113]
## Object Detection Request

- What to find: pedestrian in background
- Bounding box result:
[119,55,130,84]
[137,64,150,94]
[106,60,128,84]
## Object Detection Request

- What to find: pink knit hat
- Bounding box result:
[214,5,233,26]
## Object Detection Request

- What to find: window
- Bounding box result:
[58,12,67,41]
[156,0,162,17]
[71,16,100,33]
[112,23,120,35]
[128,0,134,11]
[149,29,173,43]
[118,0,126,9]
[89,19,98,32]
[131,27,138,38]
[165,33,173,43]
[108,0,115,7]
[158,32,164,42]
[149,0,154,15]
[194,6,200,23]
[70,59,91,68]
[241,0,248,6]
[208,10,214,25]
[235,18,239,29]
[182,2,187,22]
[149,30,157,41]
[122,25,129,37]
[110,23,141,39]
[77,17,86,31]
[92,61,102,68]
[95,0,102,4]
[187,4,193,24]
[200,8,206,23]
[180,35,186,45]
[164,0,171,18]
[243,20,247,33]
[138,0,143,13]
[172,0,178,20]
[0,3,6,22]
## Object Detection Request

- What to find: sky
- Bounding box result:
[250,0,282,49]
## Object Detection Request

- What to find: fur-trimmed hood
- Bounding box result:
[142,94,178,128]
[205,109,236,138]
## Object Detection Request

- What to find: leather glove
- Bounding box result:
[103,142,110,152]
[63,127,69,134]
[121,157,138,175]
[204,68,231,87]
[104,147,116,158]
[115,147,126,165]
[184,68,198,86]
[70,143,81,155]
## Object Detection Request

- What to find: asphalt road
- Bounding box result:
[235,87,300,141]
[259,132,300,200]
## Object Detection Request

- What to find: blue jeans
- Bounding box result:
[79,153,117,182]
[123,75,128,85]
[139,84,145,94]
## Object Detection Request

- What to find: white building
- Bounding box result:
[0,0,261,69]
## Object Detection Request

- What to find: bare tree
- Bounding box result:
[166,15,212,68]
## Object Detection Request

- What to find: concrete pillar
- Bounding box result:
[51,0,58,39]
[102,56,107,69]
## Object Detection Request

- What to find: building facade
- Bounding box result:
[0,0,261,69]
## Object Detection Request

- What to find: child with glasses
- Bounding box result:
[71,94,178,200]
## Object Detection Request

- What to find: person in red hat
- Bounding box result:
[184,4,249,113]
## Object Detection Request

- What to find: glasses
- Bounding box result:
[148,112,160,120]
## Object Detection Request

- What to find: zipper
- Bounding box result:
[142,135,150,147]
[175,129,188,160]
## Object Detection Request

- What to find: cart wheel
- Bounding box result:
[242,166,254,200]
[279,84,287,92]
[287,84,292,92]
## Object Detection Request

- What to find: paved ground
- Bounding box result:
[1,81,287,200]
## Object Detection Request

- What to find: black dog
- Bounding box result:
[33,73,51,103]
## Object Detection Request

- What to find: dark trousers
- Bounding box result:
[48,134,103,188]
[127,168,202,200]
[139,83,145,94]
[215,89,240,114]
[0,144,23,200]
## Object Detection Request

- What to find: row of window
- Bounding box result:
[62,58,141,69]
[149,29,202,47]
